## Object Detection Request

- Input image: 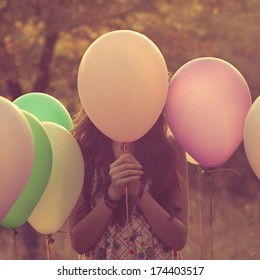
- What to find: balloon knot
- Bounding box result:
[197,166,214,177]
[12,229,19,237]
[121,142,128,154]
[46,234,55,244]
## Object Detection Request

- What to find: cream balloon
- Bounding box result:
[244,96,260,180]
[28,122,84,235]
[186,153,199,165]
[77,30,169,142]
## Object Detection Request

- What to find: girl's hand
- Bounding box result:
[108,153,143,201]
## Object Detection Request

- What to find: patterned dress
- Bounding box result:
[81,183,182,260]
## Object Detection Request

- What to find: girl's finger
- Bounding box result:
[109,162,142,177]
[117,175,142,186]
[116,162,142,172]
[110,169,143,182]
[117,153,140,165]
[119,169,143,178]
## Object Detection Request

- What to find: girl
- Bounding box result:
[68,107,189,260]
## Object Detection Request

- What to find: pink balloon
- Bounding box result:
[0,97,34,221]
[164,57,252,167]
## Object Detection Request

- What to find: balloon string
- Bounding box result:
[121,143,130,224]
[212,168,242,177]
[196,165,241,260]
[125,185,130,225]
[198,190,203,260]
[125,184,131,258]
[121,142,131,259]
[45,235,53,260]
[196,165,242,259]
[209,179,214,260]
[12,229,18,260]
[197,166,242,178]
[196,171,204,260]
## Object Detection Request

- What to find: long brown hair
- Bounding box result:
[73,106,181,224]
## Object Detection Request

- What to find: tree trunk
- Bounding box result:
[6,79,23,101]
[33,32,59,93]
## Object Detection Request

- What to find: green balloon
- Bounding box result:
[14,92,74,131]
[1,111,53,228]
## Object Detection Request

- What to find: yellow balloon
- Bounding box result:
[186,153,199,165]
[244,96,260,180]
[28,122,84,235]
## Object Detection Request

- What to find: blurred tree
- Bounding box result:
[2,0,260,104]
[0,0,157,104]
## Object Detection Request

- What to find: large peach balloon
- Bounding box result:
[164,57,252,168]
[77,30,169,142]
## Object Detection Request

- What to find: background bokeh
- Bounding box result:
[0,0,259,260]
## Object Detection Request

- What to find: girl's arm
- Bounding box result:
[68,154,143,254]
[68,190,115,255]
[135,142,189,251]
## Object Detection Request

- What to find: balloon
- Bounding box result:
[167,127,198,165]
[1,111,52,228]
[14,92,73,131]
[186,153,199,165]
[28,122,84,235]
[244,96,260,180]
[77,30,168,142]
[164,57,252,168]
[0,97,34,221]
